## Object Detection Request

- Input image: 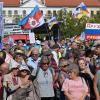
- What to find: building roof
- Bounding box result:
[2,0,20,7]
[45,0,100,7]
[2,0,100,7]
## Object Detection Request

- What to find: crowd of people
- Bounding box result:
[0,39,100,100]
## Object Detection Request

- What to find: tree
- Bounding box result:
[56,10,100,38]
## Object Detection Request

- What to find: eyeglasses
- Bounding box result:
[46,54,51,56]
[42,62,49,65]
[67,70,73,74]
[32,54,38,56]
[21,70,27,73]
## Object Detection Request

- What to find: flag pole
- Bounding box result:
[43,0,51,40]
[45,22,51,40]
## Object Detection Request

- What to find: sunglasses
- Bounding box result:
[42,62,49,65]
[21,70,27,73]
[32,54,38,56]
[46,54,51,56]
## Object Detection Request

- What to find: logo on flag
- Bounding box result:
[19,5,45,30]
[72,2,89,19]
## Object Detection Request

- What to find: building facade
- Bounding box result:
[2,0,100,24]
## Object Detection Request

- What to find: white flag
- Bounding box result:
[29,32,35,43]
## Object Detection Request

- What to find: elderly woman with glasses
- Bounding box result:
[32,56,55,100]
[62,64,88,100]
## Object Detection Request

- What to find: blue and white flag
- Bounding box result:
[72,2,89,19]
[48,17,58,30]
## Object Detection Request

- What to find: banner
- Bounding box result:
[0,2,3,36]
[85,23,100,40]
[29,32,35,43]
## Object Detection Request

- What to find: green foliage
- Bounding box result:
[56,10,100,38]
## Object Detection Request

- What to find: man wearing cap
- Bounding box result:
[3,65,20,100]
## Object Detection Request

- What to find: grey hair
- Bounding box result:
[69,63,79,76]
[40,56,50,64]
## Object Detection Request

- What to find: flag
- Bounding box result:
[48,17,58,30]
[80,32,85,41]
[72,2,89,19]
[0,2,3,35]
[19,5,45,30]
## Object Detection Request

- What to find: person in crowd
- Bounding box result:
[58,59,71,100]
[14,49,27,67]
[3,43,10,53]
[10,66,41,100]
[0,50,6,61]
[14,40,24,51]
[27,47,40,72]
[43,50,59,100]
[62,64,88,100]
[0,63,9,75]
[3,65,20,100]
[52,44,60,66]
[94,44,100,100]
[0,70,3,100]
[0,58,5,100]
[78,58,95,100]
[32,56,55,100]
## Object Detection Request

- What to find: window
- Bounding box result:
[14,10,18,15]
[8,10,12,17]
[23,10,26,17]
[53,10,57,16]
[91,11,94,16]
[41,10,43,14]
[69,11,72,14]
[3,10,6,16]
[97,11,100,15]
[47,10,52,18]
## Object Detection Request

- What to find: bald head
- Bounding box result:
[0,63,9,75]
[31,48,39,61]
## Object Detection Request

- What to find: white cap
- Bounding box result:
[35,40,41,45]
[19,65,30,72]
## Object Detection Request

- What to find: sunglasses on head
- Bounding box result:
[62,64,69,68]
[17,55,22,57]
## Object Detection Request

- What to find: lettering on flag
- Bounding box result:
[85,23,100,40]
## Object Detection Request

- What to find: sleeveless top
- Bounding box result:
[98,70,100,95]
